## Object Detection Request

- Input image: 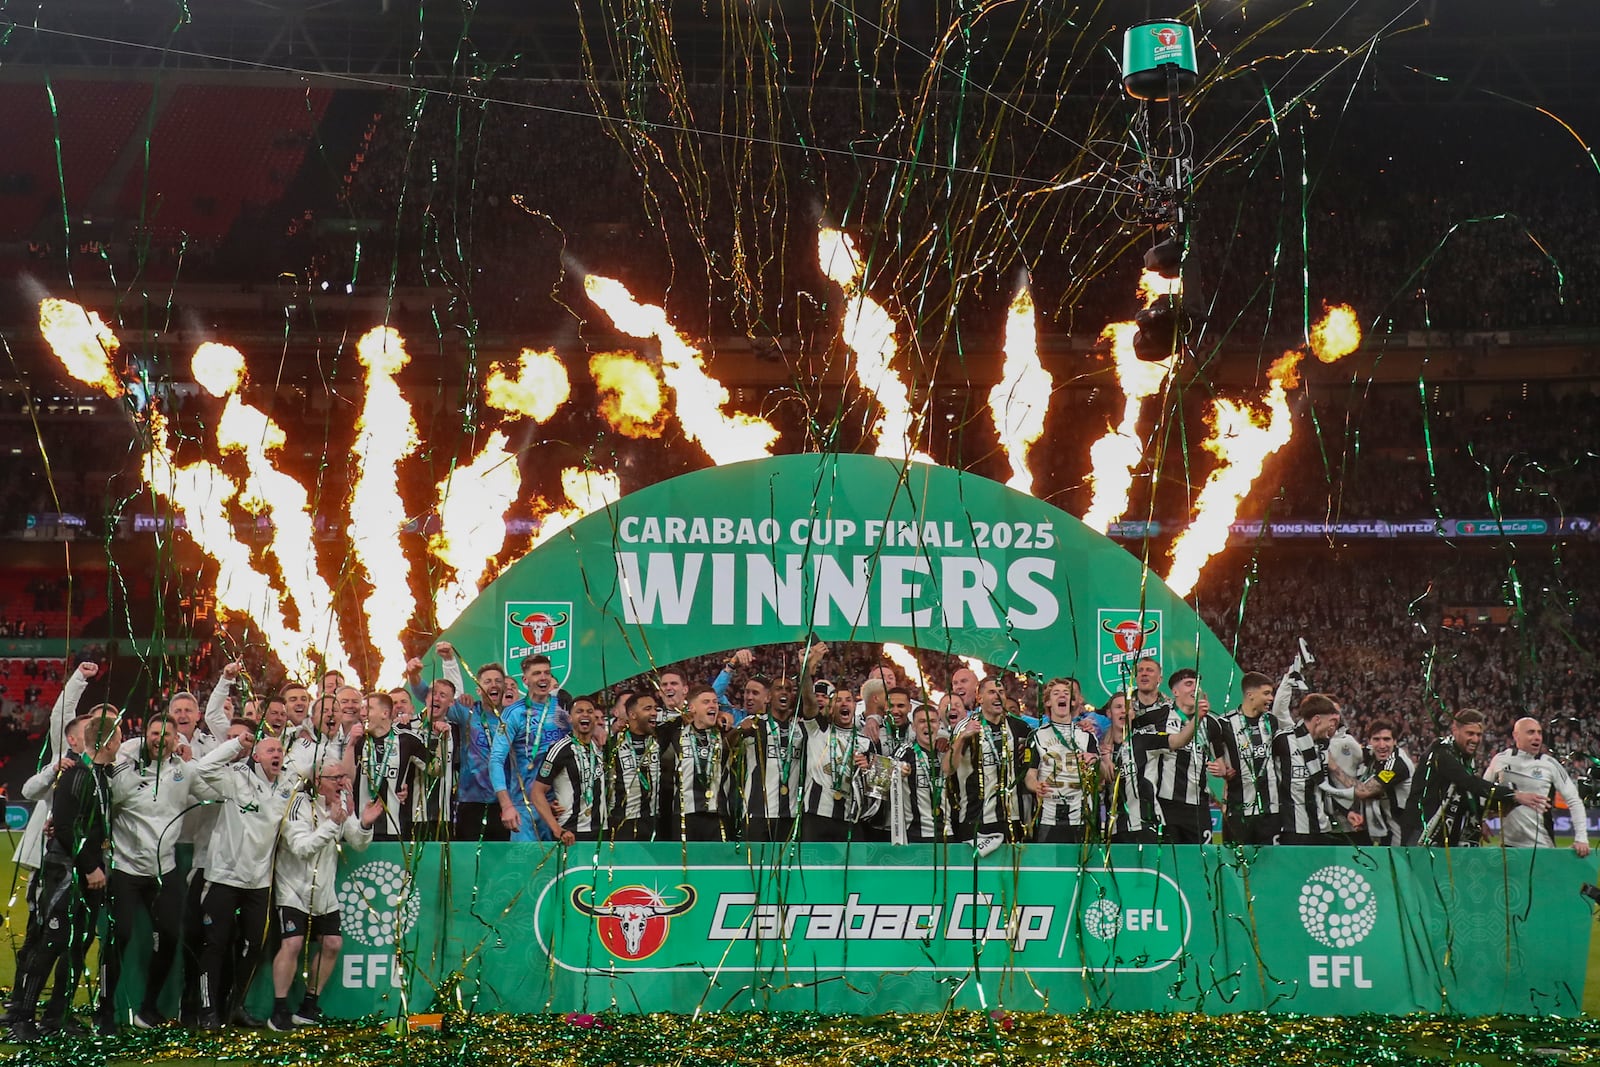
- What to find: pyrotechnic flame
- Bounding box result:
[191,342,245,398]
[528,467,622,551]
[1163,303,1363,596]
[1081,322,1177,532]
[1136,269,1182,305]
[431,430,522,628]
[882,642,945,704]
[486,348,571,422]
[582,274,778,464]
[38,298,124,396]
[144,407,328,676]
[817,228,933,463]
[589,351,666,437]
[350,327,420,684]
[989,284,1051,493]
[1163,386,1294,598]
[1310,303,1362,363]
[197,344,353,676]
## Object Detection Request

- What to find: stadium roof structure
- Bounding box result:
[0,0,1595,105]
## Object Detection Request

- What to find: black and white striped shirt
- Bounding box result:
[667,725,732,818]
[1273,723,1337,836]
[741,715,806,821]
[352,729,427,840]
[1027,722,1098,828]
[801,719,873,821]
[1137,702,1208,808]
[1110,730,1165,835]
[893,739,953,840]
[1208,710,1283,819]
[407,722,451,832]
[537,735,607,835]
[605,731,662,828]
[1365,748,1415,841]
[953,716,1031,830]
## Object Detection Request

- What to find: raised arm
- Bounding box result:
[798,642,827,720]
[21,759,67,802]
[1166,705,1207,750]
[204,661,243,740]
[45,661,97,761]
[190,736,248,801]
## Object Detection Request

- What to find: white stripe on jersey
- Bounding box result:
[539,736,606,834]
[742,717,805,820]
[1030,723,1097,827]
[801,720,871,820]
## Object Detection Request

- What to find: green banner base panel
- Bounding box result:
[316,843,1594,1018]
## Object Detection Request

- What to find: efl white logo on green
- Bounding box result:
[1097,608,1162,697]
[1299,865,1378,949]
[338,859,421,948]
[505,601,573,689]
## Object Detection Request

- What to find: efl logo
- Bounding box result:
[1299,865,1378,989]
[338,859,423,989]
[571,884,697,961]
[1082,900,1121,941]
[1096,609,1162,698]
[504,601,573,689]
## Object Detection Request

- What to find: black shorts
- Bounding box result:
[276,906,341,939]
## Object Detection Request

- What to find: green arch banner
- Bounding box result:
[436,454,1242,701]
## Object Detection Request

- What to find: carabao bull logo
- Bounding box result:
[510,610,567,648]
[1154,26,1180,47]
[1102,617,1158,654]
[1096,608,1162,698]
[571,884,697,961]
[503,601,573,690]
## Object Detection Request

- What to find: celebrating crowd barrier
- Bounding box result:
[7,640,1598,1036]
[96,842,1597,1020]
[5,456,1597,1036]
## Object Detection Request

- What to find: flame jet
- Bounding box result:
[989,284,1052,493]
[816,228,933,463]
[1082,317,1177,533]
[486,348,571,422]
[431,431,522,629]
[1163,304,1362,597]
[583,275,777,464]
[193,342,354,678]
[528,468,622,552]
[349,327,421,685]
[590,351,666,437]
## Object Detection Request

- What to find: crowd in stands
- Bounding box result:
[1196,546,1600,758]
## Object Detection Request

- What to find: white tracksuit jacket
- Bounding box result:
[191,737,297,891]
[1484,747,1589,850]
[107,747,217,878]
[275,792,372,916]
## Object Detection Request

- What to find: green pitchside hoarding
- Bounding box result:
[430,454,1241,699]
[316,843,1593,1017]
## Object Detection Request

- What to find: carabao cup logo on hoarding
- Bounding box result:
[504,601,573,688]
[1298,865,1378,949]
[570,884,697,961]
[1097,609,1162,697]
[338,860,422,947]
